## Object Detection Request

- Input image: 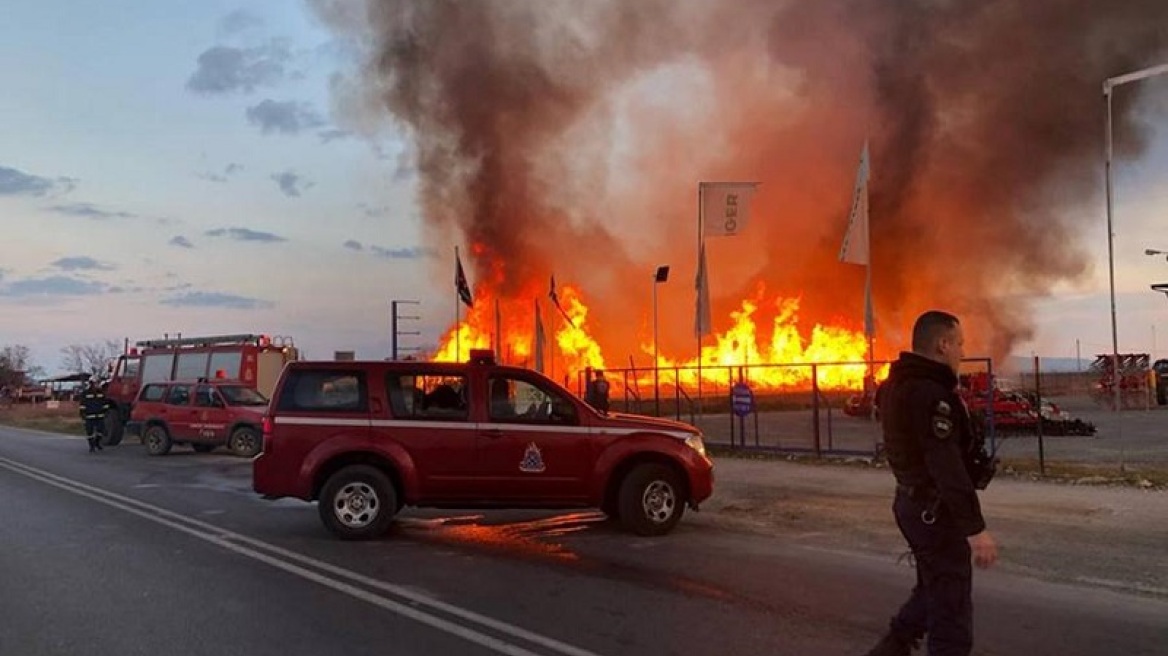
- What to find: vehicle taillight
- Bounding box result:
[262,415,273,439]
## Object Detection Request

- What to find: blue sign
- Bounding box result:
[731,382,755,417]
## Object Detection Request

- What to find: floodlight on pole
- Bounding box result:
[1103,62,1168,411]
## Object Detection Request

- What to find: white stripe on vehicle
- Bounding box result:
[272,416,695,441]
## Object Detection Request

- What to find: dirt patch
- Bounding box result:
[693,454,1168,597]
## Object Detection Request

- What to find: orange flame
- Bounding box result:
[432,280,884,392]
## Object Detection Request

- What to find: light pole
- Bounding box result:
[652,265,670,416]
[1103,62,1168,411]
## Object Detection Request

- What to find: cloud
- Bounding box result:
[51,256,114,272]
[197,162,244,183]
[370,245,432,260]
[270,170,312,197]
[47,203,136,220]
[357,203,390,219]
[245,99,325,135]
[0,275,106,297]
[0,166,76,197]
[343,239,430,259]
[170,236,194,249]
[160,291,274,310]
[218,9,263,36]
[318,128,351,143]
[204,227,287,242]
[186,42,290,94]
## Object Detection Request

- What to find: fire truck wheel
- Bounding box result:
[143,425,172,456]
[103,415,125,446]
[617,463,685,537]
[229,427,261,458]
[318,465,397,540]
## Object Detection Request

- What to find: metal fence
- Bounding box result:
[584,356,1168,471]
[578,359,905,458]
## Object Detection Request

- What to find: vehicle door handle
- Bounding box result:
[482,429,504,439]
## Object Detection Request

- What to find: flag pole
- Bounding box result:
[865,252,874,393]
[697,182,704,420]
[455,246,461,363]
[864,143,875,412]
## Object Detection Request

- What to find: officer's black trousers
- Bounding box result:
[888,491,974,656]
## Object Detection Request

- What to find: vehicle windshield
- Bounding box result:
[219,385,269,406]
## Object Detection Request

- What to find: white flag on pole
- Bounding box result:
[839,142,870,266]
[701,182,759,237]
[694,242,712,338]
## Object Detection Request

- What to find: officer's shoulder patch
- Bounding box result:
[932,415,954,439]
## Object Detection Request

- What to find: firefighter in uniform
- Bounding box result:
[592,370,610,413]
[863,311,999,656]
[79,380,111,453]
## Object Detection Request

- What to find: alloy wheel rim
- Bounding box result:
[641,480,676,524]
[333,482,380,528]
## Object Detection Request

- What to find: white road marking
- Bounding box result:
[0,456,604,656]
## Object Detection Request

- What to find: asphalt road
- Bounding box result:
[1,426,1165,656]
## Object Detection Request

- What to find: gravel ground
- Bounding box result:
[691,456,1168,599]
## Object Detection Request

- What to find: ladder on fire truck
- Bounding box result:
[134,333,295,350]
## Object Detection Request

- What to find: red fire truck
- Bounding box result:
[103,333,298,445]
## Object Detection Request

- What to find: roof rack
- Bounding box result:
[136,333,263,348]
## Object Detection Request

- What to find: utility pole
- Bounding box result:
[390,300,421,360]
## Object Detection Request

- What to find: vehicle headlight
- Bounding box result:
[684,434,707,458]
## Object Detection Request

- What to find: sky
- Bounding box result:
[1,1,1167,377]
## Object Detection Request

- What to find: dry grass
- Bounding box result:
[997,458,1168,488]
[0,403,86,435]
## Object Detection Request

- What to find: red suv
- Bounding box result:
[253,352,714,539]
[129,379,268,457]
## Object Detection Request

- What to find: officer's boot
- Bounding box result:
[94,433,104,451]
[861,631,916,656]
[87,437,96,453]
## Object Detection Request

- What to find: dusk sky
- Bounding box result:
[2,1,1167,376]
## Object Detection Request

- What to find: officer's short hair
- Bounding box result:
[912,310,960,352]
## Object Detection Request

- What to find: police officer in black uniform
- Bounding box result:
[862,311,999,656]
[79,379,111,453]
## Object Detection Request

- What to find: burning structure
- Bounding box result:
[311,0,1168,390]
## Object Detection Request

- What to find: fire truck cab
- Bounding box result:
[103,333,298,445]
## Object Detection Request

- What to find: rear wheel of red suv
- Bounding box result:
[618,463,685,536]
[318,465,397,540]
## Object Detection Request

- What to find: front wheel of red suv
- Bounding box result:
[143,425,172,456]
[318,465,397,540]
[617,463,685,536]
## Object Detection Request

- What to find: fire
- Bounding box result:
[432,279,883,392]
[431,282,607,381]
